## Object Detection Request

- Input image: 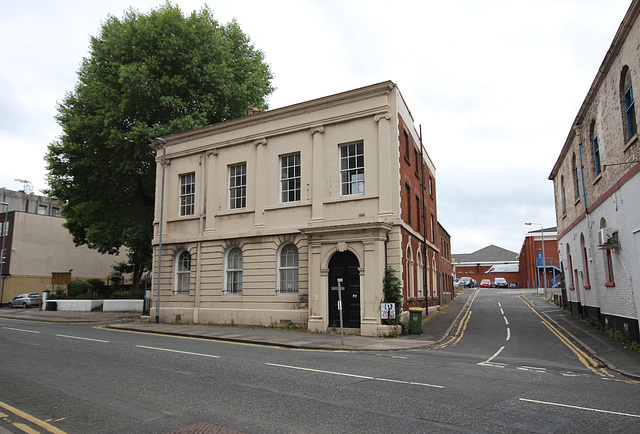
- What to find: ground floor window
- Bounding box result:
[226,247,243,293]
[279,244,299,293]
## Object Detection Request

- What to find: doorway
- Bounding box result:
[328,251,361,329]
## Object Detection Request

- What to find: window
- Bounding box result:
[583,246,591,289]
[605,248,615,287]
[416,251,423,297]
[1,221,8,237]
[278,244,299,293]
[37,204,47,215]
[429,175,433,198]
[340,141,364,196]
[568,252,574,290]
[560,176,567,214]
[229,164,246,209]
[403,131,410,162]
[406,184,411,225]
[51,207,60,217]
[281,153,301,203]
[593,136,601,175]
[430,214,435,242]
[180,173,195,216]
[225,247,243,293]
[624,82,637,140]
[572,154,580,199]
[175,251,191,294]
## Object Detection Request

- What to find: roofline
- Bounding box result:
[151,81,397,149]
[549,0,640,180]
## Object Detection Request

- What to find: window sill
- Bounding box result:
[624,133,638,152]
[569,285,575,290]
[404,156,411,165]
[167,215,200,224]
[592,173,603,186]
[605,281,616,287]
[574,197,581,206]
[584,284,591,289]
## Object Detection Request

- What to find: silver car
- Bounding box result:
[8,293,42,308]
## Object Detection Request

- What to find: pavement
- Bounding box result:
[1,289,639,380]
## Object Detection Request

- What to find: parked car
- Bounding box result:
[480,279,492,288]
[8,293,42,308]
[494,277,508,288]
[457,277,476,288]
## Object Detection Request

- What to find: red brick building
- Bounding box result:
[518,227,560,290]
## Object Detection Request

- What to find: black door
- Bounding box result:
[328,251,361,329]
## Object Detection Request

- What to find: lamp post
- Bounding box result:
[525,222,547,300]
[155,138,167,324]
[0,202,9,306]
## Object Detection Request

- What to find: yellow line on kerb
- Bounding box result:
[433,288,479,349]
[520,296,614,378]
[0,400,67,434]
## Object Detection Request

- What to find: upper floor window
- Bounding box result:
[37,204,47,215]
[51,207,60,217]
[340,141,364,196]
[622,68,637,141]
[572,154,580,198]
[175,251,191,294]
[593,136,602,175]
[179,173,195,216]
[225,247,243,293]
[229,163,247,209]
[278,244,299,293]
[560,176,567,215]
[281,153,301,203]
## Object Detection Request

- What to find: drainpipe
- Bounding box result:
[419,125,428,313]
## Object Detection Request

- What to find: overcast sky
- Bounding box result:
[0,0,632,254]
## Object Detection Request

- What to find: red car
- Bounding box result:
[479,279,492,288]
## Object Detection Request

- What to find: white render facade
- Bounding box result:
[549,1,640,342]
[150,81,434,336]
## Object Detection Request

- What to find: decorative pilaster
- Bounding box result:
[254,138,267,229]
[310,126,325,222]
[203,149,218,235]
[375,112,393,217]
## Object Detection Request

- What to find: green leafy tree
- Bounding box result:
[45,2,274,288]
[382,266,403,325]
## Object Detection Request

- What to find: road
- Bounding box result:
[0,288,638,433]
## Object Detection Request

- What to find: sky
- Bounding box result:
[0,0,633,254]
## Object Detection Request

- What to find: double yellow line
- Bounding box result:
[432,288,479,349]
[0,400,67,433]
[520,296,614,378]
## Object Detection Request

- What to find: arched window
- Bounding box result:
[278,244,299,293]
[590,120,601,175]
[560,176,567,215]
[175,251,191,294]
[416,250,423,298]
[225,247,243,293]
[432,257,438,299]
[406,245,414,298]
[621,66,637,141]
[572,153,580,199]
[580,234,591,289]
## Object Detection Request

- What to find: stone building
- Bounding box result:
[549,0,640,342]
[149,81,449,336]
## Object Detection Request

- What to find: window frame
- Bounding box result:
[624,83,637,140]
[593,136,601,175]
[280,153,301,204]
[225,247,243,293]
[179,172,196,216]
[175,251,191,294]
[604,248,615,287]
[339,141,365,196]
[229,163,247,210]
[278,243,299,293]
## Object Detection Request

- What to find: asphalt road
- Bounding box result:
[0,288,639,433]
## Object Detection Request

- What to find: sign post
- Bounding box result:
[337,278,345,346]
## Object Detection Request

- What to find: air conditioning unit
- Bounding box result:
[598,228,615,246]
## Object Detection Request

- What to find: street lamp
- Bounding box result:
[0,202,9,306]
[525,222,547,300]
[155,137,167,324]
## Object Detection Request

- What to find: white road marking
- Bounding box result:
[478,346,505,367]
[266,363,444,389]
[500,308,505,315]
[137,345,220,358]
[3,327,39,334]
[520,398,640,418]
[56,334,109,343]
[506,328,511,341]
[518,366,546,373]
[503,316,509,325]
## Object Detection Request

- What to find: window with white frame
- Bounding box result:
[175,251,191,294]
[281,153,301,203]
[339,141,364,196]
[180,173,195,216]
[278,244,299,293]
[225,247,243,293]
[229,164,246,209]
[37,204,47,215]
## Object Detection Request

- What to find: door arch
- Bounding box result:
[328,251,361,329]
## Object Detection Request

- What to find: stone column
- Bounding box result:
[310,126,325,222]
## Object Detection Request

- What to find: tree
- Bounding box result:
[45,2,274,288]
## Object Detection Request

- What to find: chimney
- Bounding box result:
[247,105,262,116]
